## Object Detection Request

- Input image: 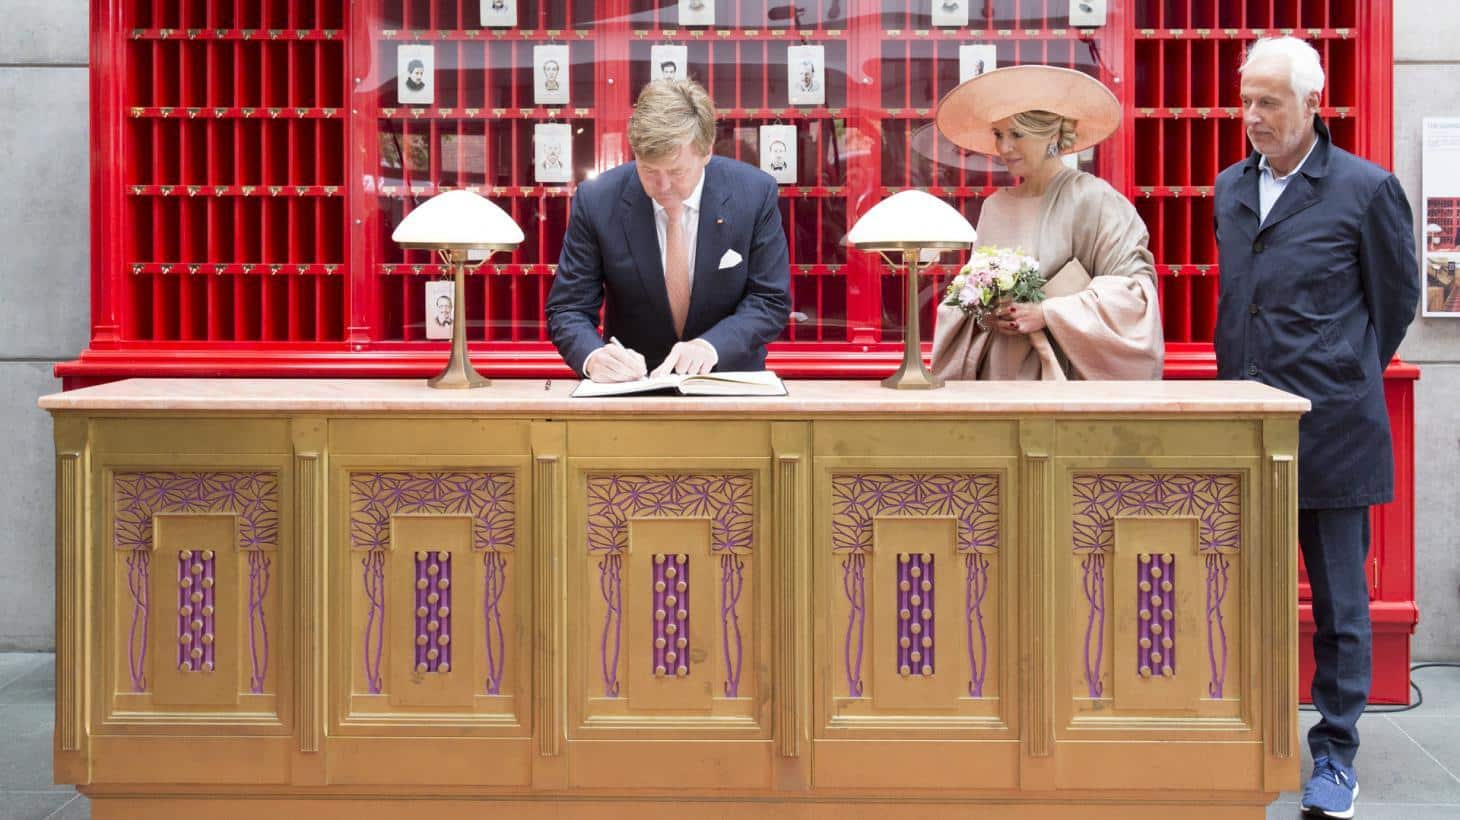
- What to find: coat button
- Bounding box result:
[1247,364,1258,376]
[1249,304,1260,315]
[1253,239,1264,253]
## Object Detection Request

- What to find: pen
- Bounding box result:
[608,336,625,349]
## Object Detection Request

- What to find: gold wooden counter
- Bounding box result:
[41,379,1308,819]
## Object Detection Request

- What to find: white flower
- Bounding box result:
[961,284,986,306]
[995,271,1015,290]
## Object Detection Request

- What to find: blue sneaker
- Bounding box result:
[1301,756,1358,818]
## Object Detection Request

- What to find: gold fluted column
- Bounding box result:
[52,415,89,785]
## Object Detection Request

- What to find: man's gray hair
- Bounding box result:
[627,79,716,161]
[1240,36,1325,101]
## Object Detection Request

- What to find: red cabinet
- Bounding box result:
[69,0,1416,701]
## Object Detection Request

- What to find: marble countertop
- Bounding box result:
[39,378,1310,415]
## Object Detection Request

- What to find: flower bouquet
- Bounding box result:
[941,245,1045,326]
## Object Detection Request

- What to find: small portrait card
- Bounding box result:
[680,0,715,27]
[479,0,516,28]
[397,44,435,106]
[534,44,570,106]
[759,124,797,185]
[425,279,454,340]
[932,0,970,28]
[959,44,997,84]
[535,122,573,184]
[650,44,688,83]
[786,45,826,107]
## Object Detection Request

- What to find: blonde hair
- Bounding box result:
[628,79,717,161]
[1011,109,1078,153]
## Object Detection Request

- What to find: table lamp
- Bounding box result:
[847,189,977,389]
[391,190,525,389]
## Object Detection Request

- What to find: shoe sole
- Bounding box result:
[1300,783,1358,819]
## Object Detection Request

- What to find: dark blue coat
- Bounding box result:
[1213,118,1418,508]
[545,155,791,375]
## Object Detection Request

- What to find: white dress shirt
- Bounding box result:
[1258,137,1319,224]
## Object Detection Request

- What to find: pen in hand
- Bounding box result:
[605,336,647,379]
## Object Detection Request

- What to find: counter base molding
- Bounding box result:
[42,379,1307,816]
[79,793,1280,820]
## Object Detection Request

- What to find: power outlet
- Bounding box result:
[1069,0,1108,28]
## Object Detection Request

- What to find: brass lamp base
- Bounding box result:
[427,248,491,389]
[880,246,948,390]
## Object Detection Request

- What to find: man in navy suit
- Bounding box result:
[1213,36,1418,819]
[546,79,791,381]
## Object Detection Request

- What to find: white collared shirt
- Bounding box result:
[1258,137,1319,224]
[651,167,706,288]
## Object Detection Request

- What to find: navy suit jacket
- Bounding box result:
[545,155,791,375]
[1213,118,1418,508]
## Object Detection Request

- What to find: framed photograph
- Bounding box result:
[786,45,825,107]
[680,0,715,27]
[650,44,688,83]
[424,279,454,340]
[479,0,516,27]
[535,122,573,184]
[759,125,797,185]
[932,0,970,28]
[1422,118,1460,316]
[534,45,570,106]
[959,44,997,84]
[396,44,434,106]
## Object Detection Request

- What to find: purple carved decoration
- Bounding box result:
[1137,554,1176,679]
[176,550,216,673]
[362,551,386,694]
[125,550,150,692]
[831,473,1000,698]
[651,554,691,678]
[896,554,935,678]
[483,551,507,695]
[349,471,516,696]
[414,551,453,674]
[1071,473,1240,700]
[965,552,991,696]
[113,471,280,694]
[720,553,745,697]
[246,551,271,692]
[586,473,754,699]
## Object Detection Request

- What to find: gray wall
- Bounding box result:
[0,2,1455,660]
[0,0,89,650]
[1394,0,1460,661]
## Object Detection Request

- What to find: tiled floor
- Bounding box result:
[2,652,1458,819]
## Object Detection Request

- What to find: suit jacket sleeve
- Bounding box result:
[1358,174,1419,367]
[696,179,791,363]
[545,189,608,376]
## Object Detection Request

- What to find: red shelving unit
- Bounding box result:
[70,0,1416,702]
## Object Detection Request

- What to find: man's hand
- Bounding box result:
[584,342,647,382]
[650,339,718,378]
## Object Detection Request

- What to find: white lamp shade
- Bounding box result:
[846,189,977,249]
[1426,223,1442,235]
[391,189,525,248]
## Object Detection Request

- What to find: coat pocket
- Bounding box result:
[1313,318,1365,384]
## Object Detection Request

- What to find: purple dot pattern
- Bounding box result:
[651,554,691,679]
[413,551,453,675]
[896,554,935,678]
[1136,554,1176,680]
[176,550,216,673]
[1070,473,1239,699]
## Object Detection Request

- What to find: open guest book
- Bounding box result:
[570,370,788,398]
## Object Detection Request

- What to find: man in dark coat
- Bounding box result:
[546,79,790,382]
[1214,36,1418,819]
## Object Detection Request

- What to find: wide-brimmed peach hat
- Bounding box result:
[934,65,1121,156]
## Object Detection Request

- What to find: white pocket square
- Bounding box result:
[717,249,743,269]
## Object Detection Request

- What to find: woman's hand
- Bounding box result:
[993,300,1047,335]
